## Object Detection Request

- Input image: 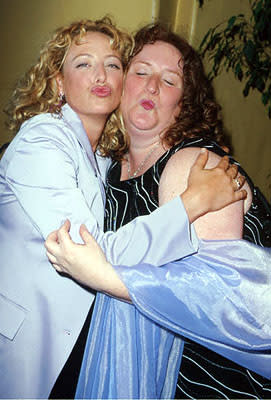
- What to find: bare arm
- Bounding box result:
[159,147,252,239]
[177,148,247,224]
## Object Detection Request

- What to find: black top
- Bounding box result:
[105,137,271,399]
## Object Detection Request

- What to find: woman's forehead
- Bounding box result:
[130,41,183,71]
[65,31,121,61]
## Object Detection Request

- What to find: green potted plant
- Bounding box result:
[198,0,271,118]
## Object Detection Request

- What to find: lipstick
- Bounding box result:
[140,99,155,110]
[91,86,111,97]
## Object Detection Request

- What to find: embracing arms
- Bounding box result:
[159,147,252,239]
[45,147,248,298]
[6,118,245,268]
[45,147,271,377]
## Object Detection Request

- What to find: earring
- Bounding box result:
[58,93,66,107]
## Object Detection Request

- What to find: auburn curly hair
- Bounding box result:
[104,23,227,160]
[5,17,133,156]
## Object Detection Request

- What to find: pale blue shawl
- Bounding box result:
[76,240,271,399]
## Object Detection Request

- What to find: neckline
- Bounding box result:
[115,143,189,183]
[122,141,188,181]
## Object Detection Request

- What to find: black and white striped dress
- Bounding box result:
[104,137,271,399]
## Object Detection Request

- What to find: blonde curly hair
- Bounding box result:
[5,17,133,156]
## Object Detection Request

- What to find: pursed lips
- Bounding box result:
[140,99,155,110]
[91,85,112,97]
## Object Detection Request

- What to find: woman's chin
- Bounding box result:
[130,115,158,132]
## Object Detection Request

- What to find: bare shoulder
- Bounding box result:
[159,147,222,205]
[159,146,251,211]
[161,147,222,176]
[161,147,201,173]
[159,146,252,240]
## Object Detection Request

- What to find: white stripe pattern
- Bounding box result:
[104,137,271,399]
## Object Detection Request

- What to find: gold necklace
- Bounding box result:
[127,143,160,179]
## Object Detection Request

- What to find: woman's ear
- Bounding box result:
[55,73,64,96]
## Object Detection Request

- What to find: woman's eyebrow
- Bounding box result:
[72,53,93,62]
[132,60,151,66]
[71,53,121,62]
[132,60,182,75]
[164,70,183,79]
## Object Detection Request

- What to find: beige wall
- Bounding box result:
[192,0,271,200]
[1,0,270,199]
[163,0,271,199]
[159,0,197,41]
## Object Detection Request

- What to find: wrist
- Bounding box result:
[181,189,206,223]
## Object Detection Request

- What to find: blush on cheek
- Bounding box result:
[122,76,139,98]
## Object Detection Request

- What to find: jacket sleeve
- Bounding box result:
[114,239,271,379]
[5,121,198,267]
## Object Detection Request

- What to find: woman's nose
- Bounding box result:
[146,75,159,95]
[94,64,106,84]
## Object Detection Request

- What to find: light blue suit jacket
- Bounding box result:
[0,104,198,399]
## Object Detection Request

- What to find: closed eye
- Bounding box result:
[164,79,174,86]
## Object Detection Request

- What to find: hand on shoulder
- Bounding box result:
[159,147,252,239]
